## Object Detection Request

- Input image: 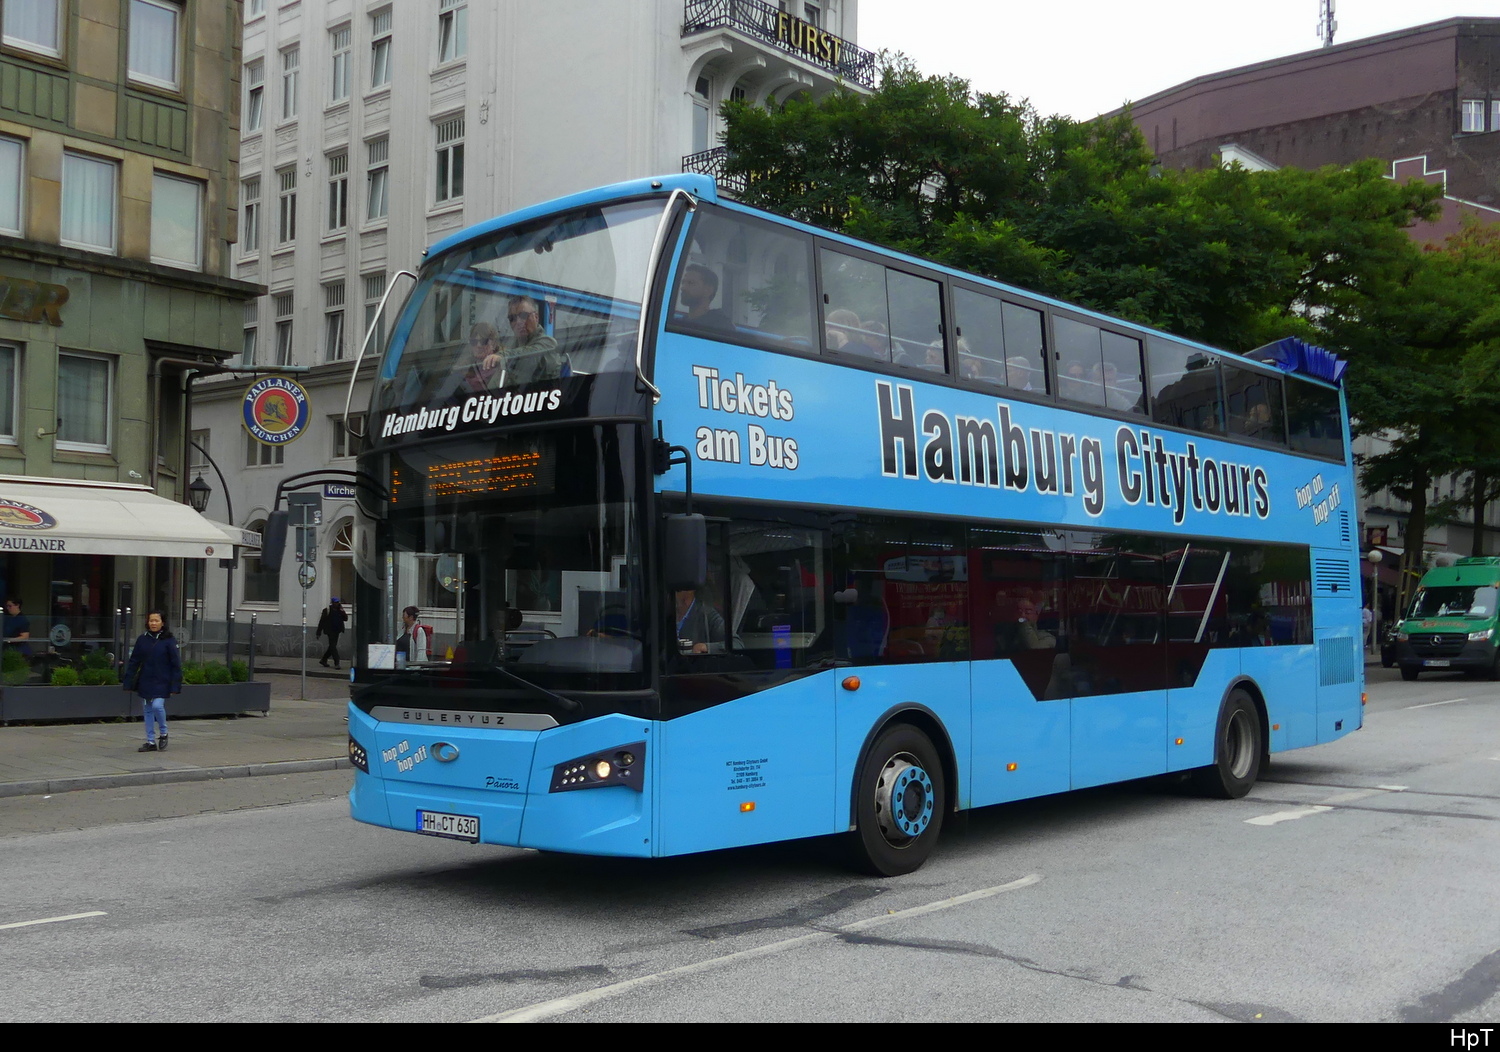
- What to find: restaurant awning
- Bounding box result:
[0,476,242,559]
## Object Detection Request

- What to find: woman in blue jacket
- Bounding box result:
[123,610,182,752]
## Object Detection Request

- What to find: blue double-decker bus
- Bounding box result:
[343,174,1362,875]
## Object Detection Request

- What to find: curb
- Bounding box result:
[0,757,352,799]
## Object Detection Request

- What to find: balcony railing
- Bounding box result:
[682,146,747,196]
[683,0,878,90]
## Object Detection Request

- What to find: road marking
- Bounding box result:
[1245,805,1333,826]
[472,874,1043,1023]
[0,911,106,932]
[1376,785,1409,792]
[1405,697,1470,710]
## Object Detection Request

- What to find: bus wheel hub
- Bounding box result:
[875,756,934,842]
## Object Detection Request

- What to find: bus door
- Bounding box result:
[1065,536,1169,788]
[657,516,841,854]
[1163,544,1235,772]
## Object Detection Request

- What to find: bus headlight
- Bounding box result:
[551,742,646,793]
[348,736,369,773]
[1397,631,1409,642]
[1469,629,1492,641]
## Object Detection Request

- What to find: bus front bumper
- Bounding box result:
[347,704,655,857]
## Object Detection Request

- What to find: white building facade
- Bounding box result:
[191,0,873,651]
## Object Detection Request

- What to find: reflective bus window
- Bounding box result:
[832,516,968,664]
[1054,317,1103,406]
[1149,338,1223,435]
[1063,533,1165,695]
[952,288,1046,392]
[1223,364,1286,445]
[887,268,945,373]
[1285,377,1344,460]
[972,527,1064,697]
[1100,331,1145,414]
[669,206,817,351]
[820,248,892,362]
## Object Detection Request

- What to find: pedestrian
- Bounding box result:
[3,596,31,655]
[317,597,348,669]
[122,610,181,752]
[1362,603,1374,651]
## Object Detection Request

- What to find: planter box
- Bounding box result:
[1,685,133,722]
[2,681,271,722]
[175,681,271,716]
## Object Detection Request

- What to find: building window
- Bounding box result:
[128,0,180,90]
[326,152,348,232]
[189,428,209,473]
[1462,99,1486,133]
[1491,101,1500,137]
[323,281,345,362]
[366,137,389,221]
[277,167,296,245]
[363,271,387,356]
[330,24,351,103]
[434,115,464,203]
[281,46,300,121]
[245,61,265,133]
[332,413,365,458]
[3,0,61,57]
[0,137,22,236]
[274,293,294,366]
[241,177,260,254]
[0,343,17,442]
[244,435,285,468]
[242,324,258,367]
[56,352,112,453]
[247,0,265,18]
[804,3,820,27]
[243,519,281,601]
[150,172,201,270]
[438,0,466,63]
[370,9,392,89]
[61,152,117,253]
[692,76,711,154]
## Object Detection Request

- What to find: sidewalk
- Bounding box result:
[0,672,351,799]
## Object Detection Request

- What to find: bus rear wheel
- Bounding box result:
[848,725,945,877]
[1190,689,1263,799]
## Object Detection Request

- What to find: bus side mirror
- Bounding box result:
[662,514,706,592]
[260,510,290,573]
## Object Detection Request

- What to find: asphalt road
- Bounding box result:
[2,666,1497,1022]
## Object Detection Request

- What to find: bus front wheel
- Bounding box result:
[1190,689,1263,799]
[848,724,946,877]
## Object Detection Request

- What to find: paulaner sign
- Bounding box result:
[774,12,844,65]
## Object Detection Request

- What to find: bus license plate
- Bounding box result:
[1424,659,1450,667]
[417,810,479,842]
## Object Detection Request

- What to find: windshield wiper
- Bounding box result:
[483,663,582,713]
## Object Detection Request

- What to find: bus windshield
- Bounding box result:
[373,198,667,421]
[356,425,647,692]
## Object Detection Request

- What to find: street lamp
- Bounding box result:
[1366,549,1383,652]
[188,474,212,514]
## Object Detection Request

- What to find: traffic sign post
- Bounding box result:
[289,493,321,700]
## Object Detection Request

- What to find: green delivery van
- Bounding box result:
[1394,556,1500,680]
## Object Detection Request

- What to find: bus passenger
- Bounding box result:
[1059,360,1089,401]
[455,322,502,392]
[1015,597,1057,650]
[675,264,734,332]
[824,309,862,352]
[674,588,725,654]
[496,295,566,384]
[396,606,431,662]
[1005,356,1038,391]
